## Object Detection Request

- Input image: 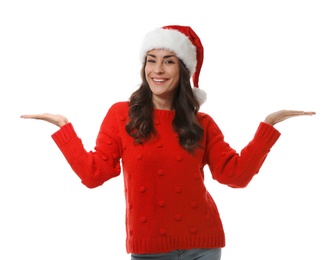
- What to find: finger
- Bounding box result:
[20,114,48,120]
[287,111,316,116]
[303,111,316,115]
[20,114,37,119]
[294,111,316,116]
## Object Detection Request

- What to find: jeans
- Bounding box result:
[131,248,222,260]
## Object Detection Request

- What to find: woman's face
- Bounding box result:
[145,49,180,109]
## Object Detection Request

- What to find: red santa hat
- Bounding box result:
[139,25,207,105]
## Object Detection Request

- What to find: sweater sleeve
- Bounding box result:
[203,116,280,188]
[51,104,123,188]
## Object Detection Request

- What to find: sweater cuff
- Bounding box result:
[51,123,78,147]
[255,122,281,146]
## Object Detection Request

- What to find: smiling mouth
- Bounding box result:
[153,78,166,82]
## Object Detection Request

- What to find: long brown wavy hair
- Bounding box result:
[125,58,204,153]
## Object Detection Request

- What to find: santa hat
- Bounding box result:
[139,25,207,105]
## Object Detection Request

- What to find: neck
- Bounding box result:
[152,97,173,110]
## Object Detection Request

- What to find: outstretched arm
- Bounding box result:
[206,109,315,188]
[20,110,122,188]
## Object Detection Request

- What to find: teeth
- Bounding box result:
[153,79,165,82]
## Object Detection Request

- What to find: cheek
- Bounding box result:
[171,66,181,79]
[144,67,150,80]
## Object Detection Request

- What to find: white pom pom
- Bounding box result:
[192,87,207,105]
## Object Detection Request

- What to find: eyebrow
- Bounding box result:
[147,54,177,59]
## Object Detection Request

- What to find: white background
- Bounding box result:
[1,0,335,259]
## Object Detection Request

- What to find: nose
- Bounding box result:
[154,62,164,74]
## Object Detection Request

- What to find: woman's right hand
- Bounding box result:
[20,113,69,128]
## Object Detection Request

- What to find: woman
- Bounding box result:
[21,25,315,260]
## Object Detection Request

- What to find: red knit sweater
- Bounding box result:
[51,101,280,254]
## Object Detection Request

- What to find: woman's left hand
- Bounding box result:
[264,110,316,126]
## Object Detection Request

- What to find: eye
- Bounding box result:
[147,59,155,63]
[165,59,175,64]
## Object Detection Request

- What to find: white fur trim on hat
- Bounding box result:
[139,28,197,75]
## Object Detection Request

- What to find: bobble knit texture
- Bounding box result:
[52,102,280,254]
